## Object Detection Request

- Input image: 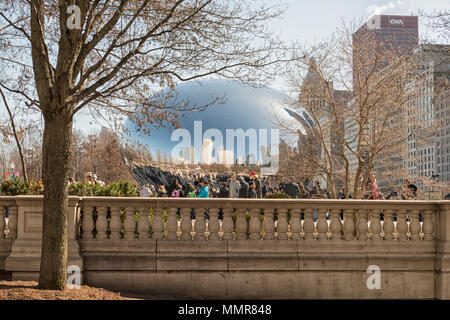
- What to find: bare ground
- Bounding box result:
[0,280,140,300]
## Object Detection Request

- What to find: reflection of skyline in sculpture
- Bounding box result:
[124,79,314,168]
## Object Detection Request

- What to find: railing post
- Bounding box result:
[152,208,164,240]
[109,206,122,240]
[124,207,137,240]
[194,208,206,240]
[409,209,421,241]
[330,209,342,241]
[95,206,108,240]
[81,207,95,240]
[422,210,434,241]
[263,208,275,240]
[7,205,17,240]
[276,208,288,240]
[138,207,150,239]
[343,209,355,241]
[316,208,328,241]
[208,208,220,240]
[249,208,262,240]
[383,209,395,241]
[397,209,408,241]
[180,207,192,240]
[222,208,234,240]
[165,207,178,240]
[235,209,248,240]
[369,209,381,241]
[290,208,301,240]
[303,208,315,241]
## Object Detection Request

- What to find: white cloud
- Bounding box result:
[367,1,404,17]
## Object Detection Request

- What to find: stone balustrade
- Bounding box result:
[1,196,450,299]
[77,198,437,242]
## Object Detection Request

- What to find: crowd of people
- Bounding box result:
[137,169,426,200]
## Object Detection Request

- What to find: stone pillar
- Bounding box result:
[435,202,450,299]
[5,196,82,281]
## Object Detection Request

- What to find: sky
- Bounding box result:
[1,1,446,134]
[74,0,449,132]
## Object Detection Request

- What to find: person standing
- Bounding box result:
[284,177,300,199]
[186,183,196,198]
[248,181,257,198]
[298,181,310,199]
[198,180,210,198]
[219,181,230,198]
[249,171,262,198]
[262,181,273,197]
[238,177,249,198]
[229,174,240,198]
[157,185,167,197]
[139,184,153,197]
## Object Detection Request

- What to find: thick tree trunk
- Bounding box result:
[38,111,72,290]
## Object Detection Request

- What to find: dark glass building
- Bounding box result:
[353,15,419,87]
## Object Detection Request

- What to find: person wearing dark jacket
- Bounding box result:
[238,177,249,198]
[218,182,230,198]
[249,171,262,198]
[283,177,300,199]
[248,181,257,198]
[262,181,273,197]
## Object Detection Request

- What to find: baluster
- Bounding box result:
[422,210,434,241]
[330,209,342,241]
[263,208,275,240]
[165,208,178,240]
[249,208,262,240]
[0,206,5,239]
[138,207,150,239]
[409,209,421,241]
[303,209,315,240]
[383,209,395,241]
[290,208,301,240]
[152,208,164,240]
[316,208,328,240]
[397,209,408,241]
[276,209,289,240]
[95,206,108,240]
[124,207,137,239]
[180,208,192,240]
[343,209,355,240]
[7,205,17,239]
[222,208,234,240]
[208,208,220,240]
[109,207,122,239]
[356,209,370,240]
[81,207,95,240]
[369,209,381,241]
[235,209,248,240]
[194,208,206,240]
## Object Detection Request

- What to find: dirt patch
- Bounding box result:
[0,280,140,300]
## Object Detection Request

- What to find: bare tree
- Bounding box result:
[0,0,292,289]
[276,20,421,199]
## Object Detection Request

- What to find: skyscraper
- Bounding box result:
[353,15,419,88]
